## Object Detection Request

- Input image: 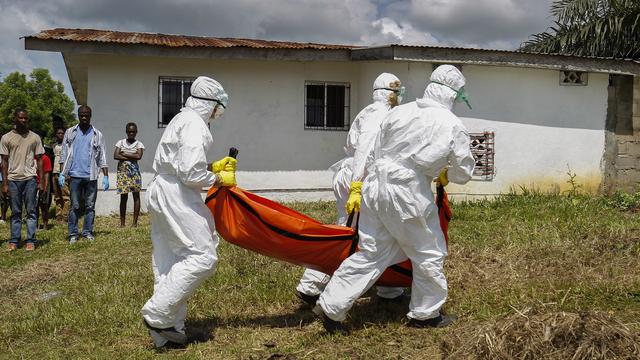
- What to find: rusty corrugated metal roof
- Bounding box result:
[26,28,358,50]
[387,43,640,62]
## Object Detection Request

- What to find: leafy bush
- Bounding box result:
[604,191,640,210]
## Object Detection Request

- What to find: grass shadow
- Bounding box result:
[35,238,51,247]
[347,294,410,328]
[92,229,114,237]
[184,317,219,344]
[198,304,317,331]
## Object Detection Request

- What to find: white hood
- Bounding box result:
[422,65,465,110]
[372,72,400,104]
[183,76,228,120]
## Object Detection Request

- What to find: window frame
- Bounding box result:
[559,70,588,86]
[304,80,351,131]
[158,76,196,128]
[469,131,495,181]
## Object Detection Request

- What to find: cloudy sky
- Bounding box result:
[0,0,555,102]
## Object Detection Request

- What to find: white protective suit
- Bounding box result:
[296,73,404,300]
[316,65,476,322]
[141,76,228,346]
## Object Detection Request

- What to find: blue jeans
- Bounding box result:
[9,178,38,244]
[69,177,97,238]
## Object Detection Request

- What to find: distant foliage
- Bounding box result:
[0,69,75,140]
[521,0,640,59]
[604,190,640,210]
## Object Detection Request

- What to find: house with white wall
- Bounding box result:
[24,28,640,213]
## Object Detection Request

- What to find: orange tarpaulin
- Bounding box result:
[205,185,451,287]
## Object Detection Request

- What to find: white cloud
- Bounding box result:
[365,17,441,46]
[403,0,554,48]
[0,2,71,97]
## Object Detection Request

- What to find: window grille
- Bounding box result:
[469,132,495,180]
[560,71,588,86]
[158,77,195,128]
[304,81,350,131]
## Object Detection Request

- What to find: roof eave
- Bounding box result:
[24,37,353,62]
[352,45,640,76]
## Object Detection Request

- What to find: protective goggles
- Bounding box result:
[191,95,227,109]
[431,81,472,109]
[374,86,406,98]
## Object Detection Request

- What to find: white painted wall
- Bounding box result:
[85,55,361,174]
[77,55,610,215]
[332,63,609,195]
[453,66,609,195]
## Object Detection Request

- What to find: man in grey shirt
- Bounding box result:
[0,109,45,251]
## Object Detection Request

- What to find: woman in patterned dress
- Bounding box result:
[114,122,144,227]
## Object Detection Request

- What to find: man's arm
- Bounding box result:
[97,132,108,171]
[37,155,44,192]
[1,155,8,195]
[43,172,50,196]
[60,129,69,174]
[446,127,475,185]
[176,121,217,188]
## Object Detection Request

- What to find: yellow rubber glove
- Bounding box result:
[211,157,237,173]
[436,168,449,187]
[217,169,236,187]
[345,181,363,214]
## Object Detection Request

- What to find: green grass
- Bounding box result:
[0,193,639,359]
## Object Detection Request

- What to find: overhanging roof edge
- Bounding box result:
[24,38,353,62]
[352,45,640,75]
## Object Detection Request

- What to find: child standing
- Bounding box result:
[114,123,144,227]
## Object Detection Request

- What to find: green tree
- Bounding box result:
[521,0,640,59]
[0,68,75,142]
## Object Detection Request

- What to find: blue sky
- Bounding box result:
[0,0,555,103]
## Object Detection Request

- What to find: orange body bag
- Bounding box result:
[205,185,451,287]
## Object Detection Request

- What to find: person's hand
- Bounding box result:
[58,174,66,187]
[345,181,363,214]
[435,168,449,187]
[38,181,45,193]
[1,182,7,196]
[210,157,237,173]
[216,169,236,187]
[102,176,110,191]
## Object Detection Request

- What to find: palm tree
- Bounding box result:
[520,0,640,59]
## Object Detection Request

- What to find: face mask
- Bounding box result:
[375,86,406,106]
[431,81,472,109]
[193,95,228,112]
[396,86,405,104]
[211,105,225,120]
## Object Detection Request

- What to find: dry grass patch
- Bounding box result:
[0,257,76,295]
[442,308,640,359]
[0,194,638,359]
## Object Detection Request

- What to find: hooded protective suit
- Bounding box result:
[316,65,475,322]
[141,76,228,346]
[296,73,404,300]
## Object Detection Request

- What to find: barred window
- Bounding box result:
[560,71,588,86]
[305,81,350,130]
[158,77,194,128]
[469,132,495,180]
